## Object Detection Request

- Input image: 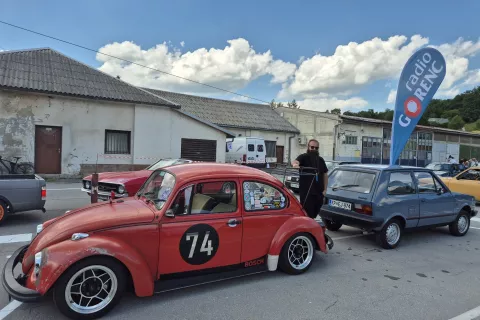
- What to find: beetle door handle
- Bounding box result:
[227,219,241,227]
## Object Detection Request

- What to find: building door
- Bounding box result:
[276,146,284,164]
[35,126,62,174]
[181,138,217,162]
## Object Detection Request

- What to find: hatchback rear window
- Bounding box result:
[328,169,376,193]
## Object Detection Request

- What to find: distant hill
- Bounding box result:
[343,86,480,132]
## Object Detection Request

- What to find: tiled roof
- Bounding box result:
[340,115,480,137]
[0,48,177,107]
[143,88,300,133]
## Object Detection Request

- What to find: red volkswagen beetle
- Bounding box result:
[3,163,333,319]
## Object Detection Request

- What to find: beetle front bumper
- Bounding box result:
[2,245,42,302]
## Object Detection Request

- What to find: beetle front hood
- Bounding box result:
[22,199,155,273]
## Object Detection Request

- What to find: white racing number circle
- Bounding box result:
[180,224,219,265]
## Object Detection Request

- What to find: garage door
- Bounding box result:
[181,138,217,162]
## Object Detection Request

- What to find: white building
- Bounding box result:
[276,107,480,166]
[143,89,300,164]
[0,48,235,177]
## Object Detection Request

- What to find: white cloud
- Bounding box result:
[180,41,185,47]
[387,89,397,104]
[279,35,429,99]
[293,96,368,112]
[96,38,296,94]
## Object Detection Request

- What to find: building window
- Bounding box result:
[342,136,357,145]
[105,130,131,154]
[264,141,276,157]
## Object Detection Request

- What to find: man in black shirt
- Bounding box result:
[291,139,328,219]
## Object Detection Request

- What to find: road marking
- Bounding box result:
[331,233,371,241]
[0,299,22,320]
[449,305,480,320]
[471,217,480,223]
[470,227,480,230]
[0,234,32,244]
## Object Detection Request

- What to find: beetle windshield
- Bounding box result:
[146,159,181,171]
[328,169,376,193]
[137,170,176,210]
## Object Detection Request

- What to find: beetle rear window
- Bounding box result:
[328,169,376,193]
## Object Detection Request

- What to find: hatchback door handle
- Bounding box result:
[227,219,241,227]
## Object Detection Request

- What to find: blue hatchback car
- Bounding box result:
[320,164,478,249]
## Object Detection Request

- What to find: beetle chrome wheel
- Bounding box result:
[287,235,314,270]
[65,265,118,314]
[457,215,468,234]
[386,222,401,246]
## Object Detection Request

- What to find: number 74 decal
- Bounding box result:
[186,232,213,258]
[180,224,220,265]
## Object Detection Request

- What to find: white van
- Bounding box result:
[225,137,266,167]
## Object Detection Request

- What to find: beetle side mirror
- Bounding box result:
[165,209,175,218]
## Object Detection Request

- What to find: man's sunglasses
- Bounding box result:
[309,146,319,150]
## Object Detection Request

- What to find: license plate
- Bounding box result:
[329,199,351,210]
[291,183,299,188]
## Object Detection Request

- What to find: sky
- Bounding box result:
[1,0,480,113]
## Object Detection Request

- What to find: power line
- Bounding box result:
[0,20,271,104]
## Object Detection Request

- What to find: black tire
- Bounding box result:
[324,219,342,231]
[0,200,7,225]
[449,210,470,236]
[278,232,315,275]
[376,218,403,249]
[15,163,35,174]
[53,256,127,320]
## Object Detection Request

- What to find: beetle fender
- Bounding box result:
[35,235,154,297]
[267,217,326,271]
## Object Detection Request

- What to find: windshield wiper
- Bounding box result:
[332,184,360,191]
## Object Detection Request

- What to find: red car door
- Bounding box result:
[240,179,291,262]
[158,179,242,275]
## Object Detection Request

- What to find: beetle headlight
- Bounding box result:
[34,252,42,276]
[36,224,43,235]
[85,181,91,189]
[118,185,125,194]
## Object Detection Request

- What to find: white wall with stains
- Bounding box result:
[133,105,226,164]
[0,90,227,175]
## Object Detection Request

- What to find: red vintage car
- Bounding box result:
[3,163,333,319]
[81,158,192,200]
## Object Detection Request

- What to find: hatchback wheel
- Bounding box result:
[449,210,470,236]
[53,257,127,320]
[376,219,403,249]
[278,233,315,275]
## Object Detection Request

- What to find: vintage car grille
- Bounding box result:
[98,183,119,192]
[290,176,299,182]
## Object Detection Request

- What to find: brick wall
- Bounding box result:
[80,164,149,176]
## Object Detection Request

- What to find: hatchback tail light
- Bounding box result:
[41,186,47,200]
[242,154,246,163]
[354,203,372,215]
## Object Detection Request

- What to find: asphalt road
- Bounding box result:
[0,182,480,320]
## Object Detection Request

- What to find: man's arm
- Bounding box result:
[292,154,304,167]
[323,172,328,196]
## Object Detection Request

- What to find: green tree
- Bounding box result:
[448,115,465,130]
[331,108,341,115]
[287,99,300,109]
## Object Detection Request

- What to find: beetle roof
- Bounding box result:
[335,164,433,172]
[163,162,282,185]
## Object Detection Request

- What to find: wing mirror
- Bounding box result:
[164,209,175,218]
[436,187,444,194]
